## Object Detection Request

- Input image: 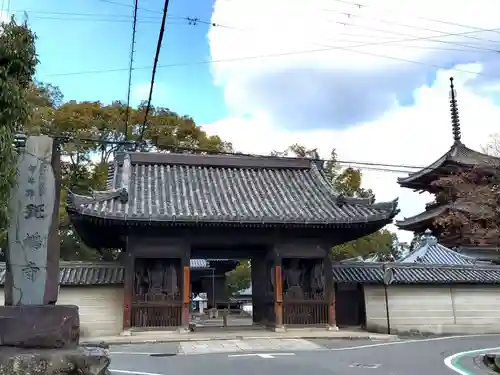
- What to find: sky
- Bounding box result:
[5,0,500,243]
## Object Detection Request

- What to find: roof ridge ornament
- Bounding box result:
[422,228,438,246]
[449,77,462,144]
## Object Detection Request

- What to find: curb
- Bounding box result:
[82,334,398,346]
[483,353,500,373]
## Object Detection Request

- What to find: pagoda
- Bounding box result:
[396,77,500,258]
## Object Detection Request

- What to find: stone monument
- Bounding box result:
[0,135,111,375]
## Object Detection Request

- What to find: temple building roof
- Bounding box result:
[395,201,478,231]
[397,229,489,265]
[397,141,499,190]
[67,151,399,228]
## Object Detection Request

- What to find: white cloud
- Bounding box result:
[208,0,500,130]
[204,0,500,243]
[0,10,9,26]
[202,68,500,243]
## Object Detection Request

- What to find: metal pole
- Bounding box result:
[384,283,390,334]
[212,268,215,310]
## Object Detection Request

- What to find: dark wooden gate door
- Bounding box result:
[335,283,365,327]
[131,258,183,328]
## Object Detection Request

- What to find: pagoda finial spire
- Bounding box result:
[449,77,461,143]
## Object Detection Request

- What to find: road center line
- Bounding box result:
[444,346,500,375]
[228,353,296,359]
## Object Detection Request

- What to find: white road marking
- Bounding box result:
[444,346,500,375]
[327,334,500,352]
[111,370,164,375]
[228,353,296,359]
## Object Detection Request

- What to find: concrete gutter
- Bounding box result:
[82,332,398,345]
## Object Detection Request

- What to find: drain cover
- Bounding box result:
[149,353,177,357]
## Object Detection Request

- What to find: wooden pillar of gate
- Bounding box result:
[122,250,135,331]
[180,254,191,331]
[324,254,336,328]
[273,259,283,328]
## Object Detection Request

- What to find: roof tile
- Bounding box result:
[396,230,486,266]
[333,263,500,284]
[67,152,398,226]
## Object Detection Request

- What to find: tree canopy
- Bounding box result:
[0,18,38,259]
[16,82,234,260]
[274,144,402,261]
[225,260,251,296]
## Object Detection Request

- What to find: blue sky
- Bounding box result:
[13,0,227,125]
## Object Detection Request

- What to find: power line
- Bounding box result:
[136,0,170,148]
[53,133,475,175]
[53,134,424,170]
[20,10,500,53]
[19,14,184,24]
[124,0,139,141]
[212,4,500,54]
[327,0,500,35]
[43,26,500,79]
[221,0,500,37]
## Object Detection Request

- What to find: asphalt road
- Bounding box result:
[109,335,500,375]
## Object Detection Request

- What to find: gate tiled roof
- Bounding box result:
[67,152,399,226]
[332,263,500,284]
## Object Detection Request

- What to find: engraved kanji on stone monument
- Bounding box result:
[7,135,55,305]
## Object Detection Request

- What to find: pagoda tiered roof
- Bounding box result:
[397,77,500,236]
[398,77,499,191]
[395,201,478,231]
[397,141,499,191]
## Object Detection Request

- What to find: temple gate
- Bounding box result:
[67,151,398,331]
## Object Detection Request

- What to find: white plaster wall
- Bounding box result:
[364,285,500,335]
[0,286,124,338]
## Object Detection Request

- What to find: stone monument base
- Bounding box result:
[0,305,79,348]
[0,305,110,375]
[0,345,110,375]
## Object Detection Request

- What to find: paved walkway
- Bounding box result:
[83,328,396,345]
[179,338,323,354]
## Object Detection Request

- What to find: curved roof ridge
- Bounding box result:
[398,141,500,187]
[397,230,481,265]
[310,162,399,213]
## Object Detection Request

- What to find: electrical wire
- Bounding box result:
[220,0,500,37]
[136,0,170,149]
[210,3,500,54]
[327,0,500,35]
[124,0,139,141]
[43,25,500,78]
[50,134,454,174]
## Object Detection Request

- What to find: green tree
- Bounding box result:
[275,144,400,261]
[225,260,251,296]
[21,94,234,260]
[0,18,38,261]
